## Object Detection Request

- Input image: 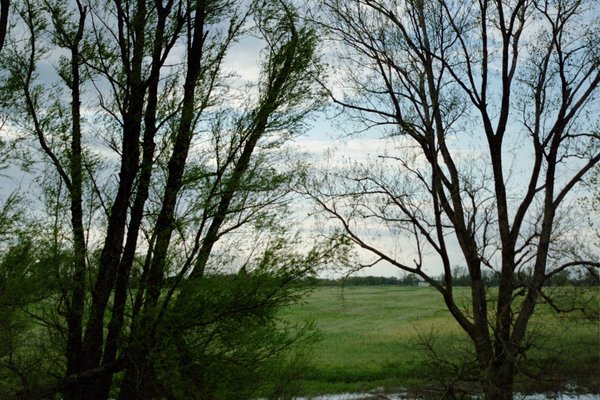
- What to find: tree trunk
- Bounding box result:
[117,5,207,399]
[472,329,516,400]
[0,0,9,54]
[482,361,514,400]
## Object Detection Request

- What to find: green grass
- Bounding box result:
[282,286,600,397]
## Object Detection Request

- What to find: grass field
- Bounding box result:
[282,286,600,397]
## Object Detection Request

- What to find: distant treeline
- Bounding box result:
[307,275,408,287]
[304,269,599,287]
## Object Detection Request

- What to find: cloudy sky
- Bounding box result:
[1,1,598,279]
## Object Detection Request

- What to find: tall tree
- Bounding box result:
[310,0,600,399]
[0,0,326,399]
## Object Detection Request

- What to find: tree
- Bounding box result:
[0,0,11,164]
[308,0,600,399]
[0,0,8,54]
[0,0,329,399]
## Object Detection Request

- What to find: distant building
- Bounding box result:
[418,281,430,287]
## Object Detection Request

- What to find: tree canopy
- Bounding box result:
[0,0,341,399]
[306,0,599,398]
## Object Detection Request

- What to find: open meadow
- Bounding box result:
[282,286,600,397]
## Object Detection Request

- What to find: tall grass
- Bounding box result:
[282,286,600,396]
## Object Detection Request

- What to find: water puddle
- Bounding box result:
[520,395,598,400]
[292,392,599,400]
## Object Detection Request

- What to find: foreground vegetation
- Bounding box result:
[0,0,598,398]
[283,286,600,397]
[0,1,329,398]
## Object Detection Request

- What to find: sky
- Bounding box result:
[1,1,598,279]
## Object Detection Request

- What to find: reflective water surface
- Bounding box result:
[292,392,599,400]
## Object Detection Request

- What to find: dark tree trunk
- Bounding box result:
[117,4,207,399]
[0,0,8,53]
[482,361,515,400]
[46,3,88,399]
[92,3,181,398]
[73,1,148,398]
